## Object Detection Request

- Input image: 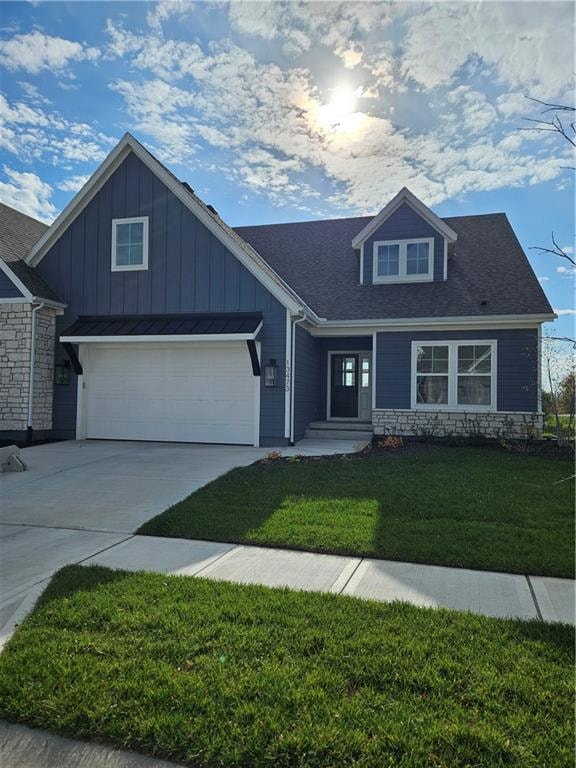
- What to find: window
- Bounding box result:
[377,243,400,276]
[457,345,492,406]
[340,356,356,387]
[415,345,449,405]
[361,358,370,388]
[373,238,433,283]
[111,217,149,271]
[412,341,496,410]
[406,242,430,275]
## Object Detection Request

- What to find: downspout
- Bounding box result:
[289,312,307,445]
[27,301,45,443]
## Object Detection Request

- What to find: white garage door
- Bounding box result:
[81,342,257,445]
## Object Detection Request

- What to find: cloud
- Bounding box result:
[0,31,99,74]
[538,276,550,282]
[109,79,198,162]
[103,25,573,213]
[146,0,190,33]
[561,245,574,254]
[228,1,380,55]
[0,93,114,165]
[0,165,57,222]
[56,174,90,192]
[553,309,576,315]
[400,3,573,98]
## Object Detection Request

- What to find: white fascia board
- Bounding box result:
[309,313,555,336]
[351,187,458,249]
[60,331,262,344]
[0,297,66,310]
[0,258,33,299]
[27,133,319,322]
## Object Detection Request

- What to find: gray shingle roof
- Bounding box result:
[235,213,553,321]
[0,203,63,303]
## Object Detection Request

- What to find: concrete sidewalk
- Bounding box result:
[1,535,573,651]
[0,722,180,768]
[81,535,575,624]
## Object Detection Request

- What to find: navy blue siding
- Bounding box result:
[0,268,24,298]
[318,336,373,419]
[363,203,444,284]
[293,326,323,440]
[375,329,539,412]
[37,152,286,442]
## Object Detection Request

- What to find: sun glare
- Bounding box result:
[317,85,361,132]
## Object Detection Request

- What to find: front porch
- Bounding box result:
[293,332,374,441]
[304,420,374,441]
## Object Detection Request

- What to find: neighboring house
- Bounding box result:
[0,133,554,446]
[0,204,66,439]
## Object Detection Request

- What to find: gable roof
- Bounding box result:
[350,187,458,249]
[235,213,554,322]
[25,133,319,320]
[0,203,64,305]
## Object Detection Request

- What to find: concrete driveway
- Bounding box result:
[0,440,267,608]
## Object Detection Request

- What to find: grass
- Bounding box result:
[543,413,575,439]
[0,565,573,768]
[139,447,575,578]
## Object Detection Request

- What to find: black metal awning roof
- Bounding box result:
[60,312,263,340]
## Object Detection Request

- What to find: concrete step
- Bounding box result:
[308,421,373,432]
[305,428,374,440]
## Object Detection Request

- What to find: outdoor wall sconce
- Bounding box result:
[54,359,71,386]
[264,359,278,387]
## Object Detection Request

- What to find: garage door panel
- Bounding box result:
[83,342,256,445]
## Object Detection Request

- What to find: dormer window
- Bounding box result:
[111,217,149,271]
[373,238,433,283]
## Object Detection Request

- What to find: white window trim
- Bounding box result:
[111,216,149,272]
[410,340,497,411]
[373,237,434,284]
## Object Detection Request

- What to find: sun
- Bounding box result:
[315,85,364,133]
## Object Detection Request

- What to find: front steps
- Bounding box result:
[304,421,374,441]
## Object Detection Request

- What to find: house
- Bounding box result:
[0,133,554,447]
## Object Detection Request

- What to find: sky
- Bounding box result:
[0,0,574,351]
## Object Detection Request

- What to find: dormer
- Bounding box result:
[353,188,457,285]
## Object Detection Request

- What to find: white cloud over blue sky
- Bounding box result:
[0,0,574,339]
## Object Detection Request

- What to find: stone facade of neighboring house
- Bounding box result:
[0,302,59,432]
[0,203,65,440]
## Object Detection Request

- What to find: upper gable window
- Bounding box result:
[373,237,433,283]
[111,217,149,272]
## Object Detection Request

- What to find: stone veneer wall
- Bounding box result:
[0,303,57,432]
[372,409,543,438]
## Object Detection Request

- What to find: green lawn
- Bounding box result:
[0,566,573,768]
[139,448,574,578]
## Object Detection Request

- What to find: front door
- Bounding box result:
[330,353,359,418]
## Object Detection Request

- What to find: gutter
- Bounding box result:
[288,311,307,445]
[27,301,45,443]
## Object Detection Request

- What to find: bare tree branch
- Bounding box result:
[522,96,576,147]
[525,96,576,114]
[529,232,576,266]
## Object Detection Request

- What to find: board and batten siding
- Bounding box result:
[293,325,323,440]
[36,151,287,443]
[363,202,445,284]
[0,269,24,298]
[375,328,539,412]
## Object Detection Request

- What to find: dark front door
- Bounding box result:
[330,354,359,418]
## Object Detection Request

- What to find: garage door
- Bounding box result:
[82,342,256,444]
